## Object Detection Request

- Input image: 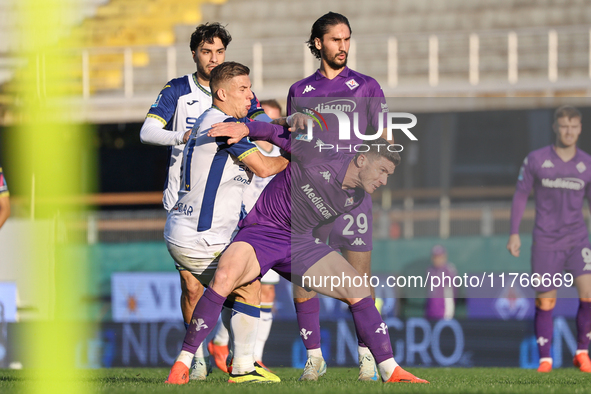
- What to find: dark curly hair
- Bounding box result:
[190,22,232,52]
[306,12,352,60]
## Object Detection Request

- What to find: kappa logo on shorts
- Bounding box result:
[351,238,366,246]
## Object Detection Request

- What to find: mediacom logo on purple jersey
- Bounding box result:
[300,106,418,153]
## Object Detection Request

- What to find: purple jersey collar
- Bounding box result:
[314,66,352,81]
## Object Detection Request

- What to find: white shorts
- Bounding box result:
[261,269,280,285]
[166,241,219,286]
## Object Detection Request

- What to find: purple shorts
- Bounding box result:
[531,239,591,292]
[314,193,373,252]
[233,224,292,281]
[233,224,335,283]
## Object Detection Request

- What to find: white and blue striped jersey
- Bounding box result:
[146,72,268,211]
[164,107,259,258]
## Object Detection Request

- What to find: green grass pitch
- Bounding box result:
[1,367,590,393]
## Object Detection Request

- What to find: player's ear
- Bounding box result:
[314,37,322,51]
[191,51,197,63]
[217,87,227,102]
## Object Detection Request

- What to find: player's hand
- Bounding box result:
[288,113,313,132]
[507,234,521,257]
[209,122,249,145]
[182,130,192,144]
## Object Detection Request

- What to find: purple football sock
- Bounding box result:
[535,307,553,359]
[295,297,321,350]
[576,301,591,351]
[181,288,226,354]
[349,298,393,364]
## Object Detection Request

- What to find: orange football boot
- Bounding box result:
[208,341,229,373]
[573,352,591,373]
[537,360,552,373]
[165,361,190,384]
[385,366,429,383]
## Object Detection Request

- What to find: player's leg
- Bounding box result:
[208,307,230,372]
[564,244,591,372]
[227,280,280,382]
[342,249,378,381]
[254,270,280,370]
[534,291,556,372]
[531,247,564,372]
[293,285,325,381]
[169,246,212,380]
[166,241,262,384]
[330,198,378,381]
[574,274,591,372]
[301,251,428,384]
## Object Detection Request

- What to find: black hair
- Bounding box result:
[306,12,352,60]
[190,22,232,52]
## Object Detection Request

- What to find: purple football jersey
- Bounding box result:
[512,145,591,250]
[287,67,388,153]
[240,121,365,235]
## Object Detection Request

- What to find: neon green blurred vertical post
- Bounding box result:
[11,0,95,392]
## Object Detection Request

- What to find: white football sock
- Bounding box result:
[358,345,371,357]
[378,358,399,381]
[213,307,231,346]
[231,303,259,374]
[254,304,273,361]
[307,348,323,358]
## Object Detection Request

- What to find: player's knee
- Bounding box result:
[182,281,203,304]
[261,284,275,302]
[536,297,556,310]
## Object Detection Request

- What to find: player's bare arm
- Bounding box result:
[208,122,249,144]
[241,151,288,178]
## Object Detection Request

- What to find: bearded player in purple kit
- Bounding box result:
[165,114,429,384]
[507,106,591,373]
[283,12,390,381]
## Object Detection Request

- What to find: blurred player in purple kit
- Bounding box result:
[165,115,428,384]
[425,245,457,320]
[284,12,390,381]
[139,23,274,380]
[508,106,591,373]
[0,165,9,230]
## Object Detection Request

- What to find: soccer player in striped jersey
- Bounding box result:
[139,23,273,380]
[164,62,287,384]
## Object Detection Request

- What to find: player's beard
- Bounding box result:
[197,62,213,82]
[322,48,348,70]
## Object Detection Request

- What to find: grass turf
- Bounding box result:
[1,367,590,393]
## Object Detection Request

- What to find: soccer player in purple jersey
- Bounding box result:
[165,119,429,385]
[284,12,390,381]
[508,106,591,373]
